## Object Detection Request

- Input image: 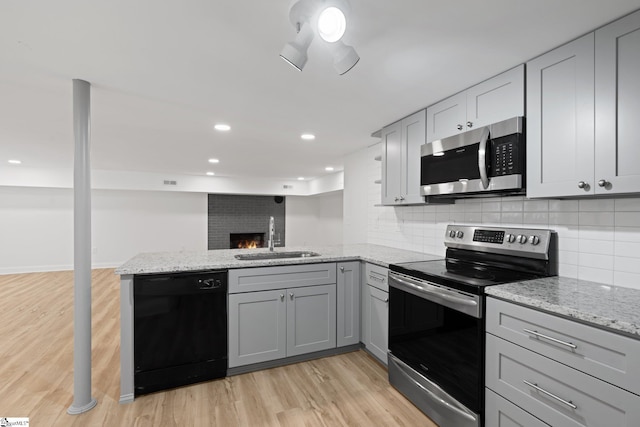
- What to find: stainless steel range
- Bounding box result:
[388,224,557,427]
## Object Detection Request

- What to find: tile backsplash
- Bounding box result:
[367,152,640,290]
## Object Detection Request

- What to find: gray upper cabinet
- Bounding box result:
[336,261,361,347]
[528,9,640,198]
[426,65,524,143]
[381,109,426,205]
[595,9,640,194]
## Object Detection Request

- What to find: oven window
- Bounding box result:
[388,286,483,413]
[421,142,481,185]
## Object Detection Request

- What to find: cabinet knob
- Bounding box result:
[340,266,345,273]
[394,197,399,202]
[399,196,405,201]
[280,293,284,301]
[289,292,294,300]
[598,179,609,188]
[466,121,473,128]
[384,298,389,303]
[577,181,588,189]
[456,124,463,131]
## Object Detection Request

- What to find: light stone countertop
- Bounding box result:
[115,244,442,276]
[486,277,640,340]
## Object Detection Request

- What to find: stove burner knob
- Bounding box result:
[517,235,527,244]
[449,230,457,238]
[456,230,464,238]
[529,235,540,245]
[506,234,516,243]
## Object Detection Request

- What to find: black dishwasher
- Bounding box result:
[134,270,227,395]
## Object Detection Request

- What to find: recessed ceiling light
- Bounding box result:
[297,177,305,181]
[301,134,315,141]
[208,158,220,164]
[206,172,215,176]
[214,124,231,131]
[325,166,334,171]
[8,159,21,164]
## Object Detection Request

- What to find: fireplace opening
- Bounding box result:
[230,233,265,249]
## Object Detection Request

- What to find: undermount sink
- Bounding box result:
[234,251,321,261]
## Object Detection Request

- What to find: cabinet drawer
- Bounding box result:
[486,297,640,395]
[486,334,640,427]
[229,263,336,293]
[365,263,388,292]
[485,388,549,427]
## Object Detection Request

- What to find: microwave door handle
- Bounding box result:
[478,127,490,189]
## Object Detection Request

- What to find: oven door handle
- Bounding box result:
[478,126,490,189]
[389,273,479,312]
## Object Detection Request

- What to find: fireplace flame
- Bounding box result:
[237,240,259,249]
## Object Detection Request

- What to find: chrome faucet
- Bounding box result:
[268,216,275,251]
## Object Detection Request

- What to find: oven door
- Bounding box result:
[388,272,483,427]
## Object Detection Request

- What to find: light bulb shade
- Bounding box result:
[317,6,347,42]
[330,40,359,75]
[280,21,314,71]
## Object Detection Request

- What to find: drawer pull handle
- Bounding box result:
[523,328,577,350]
[369,274,385,282]
[523,380,577,410]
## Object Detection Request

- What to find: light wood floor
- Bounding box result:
[0,269,437,426]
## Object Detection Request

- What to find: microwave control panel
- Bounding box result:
[491,134,522,176]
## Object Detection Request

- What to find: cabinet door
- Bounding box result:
[426,91,466,143]
[336,262,361,347]
[228,290,286,367]
[466,64,524,130]
[286,284,336,357]
[527,33,595,198]
[595,9,640,194]
[381,121,402,204]
[365,285,389,364]
[401,109,427,204]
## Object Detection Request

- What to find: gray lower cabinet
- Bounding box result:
[361,263,389,364]
[336,261,360,347]
[485,388,549,427]
[486,297,640,426]
[229,283,336,367]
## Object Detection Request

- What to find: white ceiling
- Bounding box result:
[2,0,640,181]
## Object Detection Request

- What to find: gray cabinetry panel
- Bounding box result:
[364,285,389,364]
[286,284,337,357]
[336,261,360,347]
[229,263,336,294]
[228,290,287,367]
[486,297,640,396]
[381,121,402,205]
[485,388,549,427]
[486,334,640,427]
[365,263,388,292]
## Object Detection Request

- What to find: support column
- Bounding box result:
[67,79,97,415]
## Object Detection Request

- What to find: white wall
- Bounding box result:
[285,192,344,246]
[343,148,369,244]
[0,187,207,274]
[345,143,640,290]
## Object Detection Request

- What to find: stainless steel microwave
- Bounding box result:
[420,116,525,197]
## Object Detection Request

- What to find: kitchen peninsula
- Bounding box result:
[116,244,441,403]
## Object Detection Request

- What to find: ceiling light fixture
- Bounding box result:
[8,159,21,164]
[297,177,305,180]
[208,158,220,164]
[280,0,359,75]
[206,172,215,176]
[301,133,315,140]
[325,166,334,171]
[214,124,231,131]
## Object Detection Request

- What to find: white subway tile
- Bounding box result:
[615,256,640,274]
[523,212,549,225]
[558,250,579,265]
[615,212,640,227]
[443,212,460,222]
[464,202,482,213]
[579,199,615,212]
[549,212,579,226]
[614,198,640,212]
[615,227,640,242]
[482,212,501,224]
[579,211,614,226]
[579,239,614,255]
[502,200,524,212]
[558,237,579,252]
[501,212,523,225]
[558,263,578,278]
[578,226,614,241]
[579,253,614,269]
[549,199,579,212]
[524,200,549,212]
[464,212,482,222]
[482,200,502,212]
[577,266,613,285]
[614,241,640,257]
[613,271,640,290]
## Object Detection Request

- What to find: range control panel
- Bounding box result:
[444,225,554,259]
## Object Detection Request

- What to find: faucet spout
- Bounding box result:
[268,216,275,251]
